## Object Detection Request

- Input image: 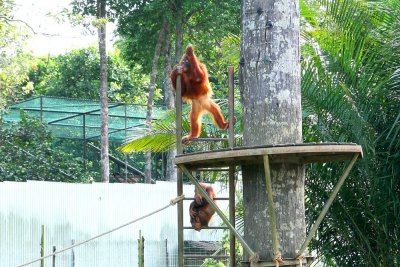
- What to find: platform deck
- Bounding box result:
[174,143,363,170]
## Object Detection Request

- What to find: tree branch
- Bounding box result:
[0,16,59,36]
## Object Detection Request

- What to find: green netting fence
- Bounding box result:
[2,96,166,142]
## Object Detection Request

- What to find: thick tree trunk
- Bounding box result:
[163,21,177,182]
[97,0,109,183]
[240,0,305,263]
[145,20,167,183]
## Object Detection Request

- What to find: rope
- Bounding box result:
[296,253,304,267]
[273,251,284,267]
[17,195,185,267]
[249,252,260,267]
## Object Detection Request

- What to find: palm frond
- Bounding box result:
[302,0,400,266]
[119,133,176,153]
[119,99,242,153]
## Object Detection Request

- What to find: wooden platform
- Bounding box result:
[174,142,363,170]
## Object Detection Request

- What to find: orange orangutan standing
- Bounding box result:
[170,44,230,144]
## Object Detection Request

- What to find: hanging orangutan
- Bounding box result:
[189,183,216,231]
[170,44,230,144]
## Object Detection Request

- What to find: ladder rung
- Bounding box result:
[195,168,231,172]
[185,197,230,201]
[189,137,229,142]
[184,254,230,259]
[184,226,229,230]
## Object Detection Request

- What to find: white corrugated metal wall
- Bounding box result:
[0,181,229,267]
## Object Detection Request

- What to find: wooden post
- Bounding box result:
[165,238,169,267]
[52,246,56,267]
[228,65,236,267]
[71,239,75,267]
[138,230,144,267]
[229,165,236,267]
[40,225,44,267]
[175,75,184,267]
[175,76,183,153]
[228,66,235,148]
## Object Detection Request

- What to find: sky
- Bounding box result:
[13,0,115,56]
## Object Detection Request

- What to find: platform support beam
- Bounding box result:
[296,154,359,258]
[229,165,236,267]
[263,155,280,259]
[228,66,236,267]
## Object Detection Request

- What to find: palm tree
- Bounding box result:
[301,0,400,265]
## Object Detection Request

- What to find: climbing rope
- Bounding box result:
[17,195,185,267]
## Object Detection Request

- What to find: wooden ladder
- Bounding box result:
[176,66,236,267]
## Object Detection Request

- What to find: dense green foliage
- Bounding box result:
[112,0,240,66]
[301,0,400,265]
[0,0,33,108]
[0,113,92,182]
[111,0,240,100]
[29,47,155,104]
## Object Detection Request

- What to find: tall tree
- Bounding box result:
[144,19,167,183]
[0,0,32,107]
[240,0,304,264]
[96,0,109,182]
[162,21,177,181]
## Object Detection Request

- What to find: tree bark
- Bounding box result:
[240,0,305,263]
[145,19,168,183]
[97,0,109,183]
[163,21,177,182]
